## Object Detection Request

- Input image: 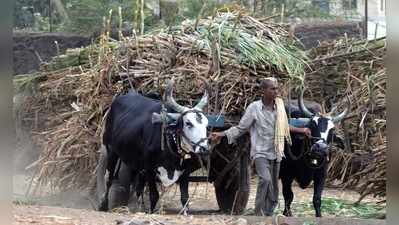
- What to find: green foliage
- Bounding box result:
[13,73,43,94]
[60,0,162,34]
[13,196,37,206]
[302,222,316,225]
[193,12,308,79]
[178,0,219,19]
[33,13,50,31]
[13,0,346,35]
[14,0,48,30]
[253,0,334,20]
[61,0,109,34]
[14,0,149,34]
[243,196,385,219]
[276,197,386,219]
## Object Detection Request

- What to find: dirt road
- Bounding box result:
[13,204,386,225]
[13,175,385,224]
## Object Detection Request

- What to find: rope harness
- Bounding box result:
[159,107,211,183]
[286,134,330,170]
[160,108,210,163]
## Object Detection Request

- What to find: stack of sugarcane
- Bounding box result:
[16,64,121,193]
[112,12,309,116]
[306,37,386,203]
[350,138,386,204]
[17,11,309,194]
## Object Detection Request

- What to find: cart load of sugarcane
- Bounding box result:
[307,37,386,203]
[14,11,386,204]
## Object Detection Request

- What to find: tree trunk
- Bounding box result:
[140,0,144,34]
[146,0,160,19]
[159,0,178,27]
[51,0,69,22]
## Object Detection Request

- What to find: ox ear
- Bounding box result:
[151,112,180,124]
[332,133,346,150]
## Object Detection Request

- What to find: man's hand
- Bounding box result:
[209,132,225,144]
[302,128,311,138]
[289,125,311,137]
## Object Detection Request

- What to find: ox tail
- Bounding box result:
[97,107,111,210]
[102,107,112,145]
[96,145,108,211]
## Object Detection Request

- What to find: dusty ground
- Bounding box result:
[13,174,386,225]
[14,174,380,211]
[13,204,386,225]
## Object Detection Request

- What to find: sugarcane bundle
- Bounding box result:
[307,38,386,203]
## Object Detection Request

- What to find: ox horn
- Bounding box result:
[194,76,210,111]
[165,79,187,113]
[332,96,350,123]
[298,88,315,118]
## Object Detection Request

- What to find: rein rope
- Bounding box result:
[286,136,310,161]
[286,135,329,169]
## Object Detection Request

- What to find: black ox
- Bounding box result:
[280,90,349,217]
[97,79,211,214]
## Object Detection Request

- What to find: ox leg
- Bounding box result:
[135,171,146,211]
[108,162,132,210]
[96,145,107,200]
[96,145,108,206]
[178,158,202,215]
[281,176,294,217]
[135,172,144,198]
[147,171,159,213]
[179,173,190,215]
[313,170,326,217]
[98,150,118,211]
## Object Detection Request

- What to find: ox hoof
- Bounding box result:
[283,209,292,217]
[98,197,109,211]
[180,207,189,216]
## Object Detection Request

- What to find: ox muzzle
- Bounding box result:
[181,135,210,155]
[304,139,329,169]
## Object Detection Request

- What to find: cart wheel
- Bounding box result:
[214,171,249,214]
[212,135,250,214]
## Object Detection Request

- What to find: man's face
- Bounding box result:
[262,81,279,100]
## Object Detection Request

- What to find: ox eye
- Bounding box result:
[185,121,193,128]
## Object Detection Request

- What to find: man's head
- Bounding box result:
[260,77,279,101]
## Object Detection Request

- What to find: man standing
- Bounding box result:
[210,78,310,216]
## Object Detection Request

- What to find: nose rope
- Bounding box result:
[305,136,330,169]
[286,135,328,162]
[180,133,208,153]
[193,137,208,149]
[176,109,209,153]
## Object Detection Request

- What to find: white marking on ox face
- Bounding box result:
[156,167,182,187]
[312,116,335,142]
[182,111,209,153]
